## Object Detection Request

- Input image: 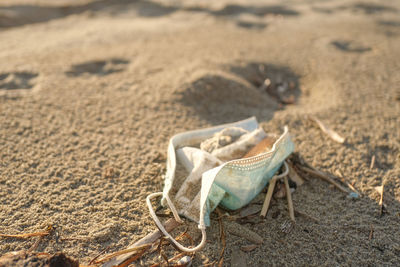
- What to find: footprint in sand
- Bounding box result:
[177,62,301,123]
[65,58,130,77]
[0,71,39,95]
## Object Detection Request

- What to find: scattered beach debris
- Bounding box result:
[347,192,359,199]
[94,244,151,265]
[226,221,263,245]
[308,116,345,144]
[0,225,53,240]
[283,175,295,222]
[297,165,349,193]
[260,177,277,217]
[259,76,298,105]
[176,255,192,266]
[374,183,386,216]
[260,162,294,221]
[334,169,360,198]
[370,155,376,169]
[369,225,374,241]
[101,218,180,267]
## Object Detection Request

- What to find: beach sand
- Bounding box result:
[0,0,399,265]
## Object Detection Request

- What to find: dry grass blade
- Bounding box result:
[283,176,295,222]
[101,218,180,267]
[297,165,349,193]
[0,225,53,239]
[369,225,374,240]
[309,116,345,143]
[370,155,376,169]
[88,246,111,265]
[94,244,151,264]
[260,177,277,217]
[334,169,360,196]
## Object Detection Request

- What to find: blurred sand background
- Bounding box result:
[0,0,399,265]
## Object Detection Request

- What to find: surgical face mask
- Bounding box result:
[146,117,294,252]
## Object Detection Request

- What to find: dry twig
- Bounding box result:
[309,116,345,143]
[101,218,180,267]
[369,225,374,241]
[283,176,295,222]
[260,177,277,217]
[297,165,349,193]
[370,155,376,169]
[0,225,53,239]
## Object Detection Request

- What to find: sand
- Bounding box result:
[0,0,399,265]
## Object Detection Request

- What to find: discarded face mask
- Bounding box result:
[147,117,294,252]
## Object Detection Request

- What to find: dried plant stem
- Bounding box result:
[101,218,180,267]
[298,165,349,193]
[95,244,151,264]
[309,116,345,143]
[0,225,53,239]
[260,178,277,217]
[370,155,376,169]
[283,176,295,222]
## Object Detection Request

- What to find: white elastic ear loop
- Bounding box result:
[146,192,207,253]
[275,161,289,179]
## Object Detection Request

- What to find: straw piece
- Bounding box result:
[309,116,345,143]
[369,225,374,241]
[0,225,53,239]
[370,155,376,169]
[101,218,180,267]
[94,244,151,264]
[297,165,349,193]
[260,178,277,217]
[283,176,295,222]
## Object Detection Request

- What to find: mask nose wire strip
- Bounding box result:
[146,192,207,253]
